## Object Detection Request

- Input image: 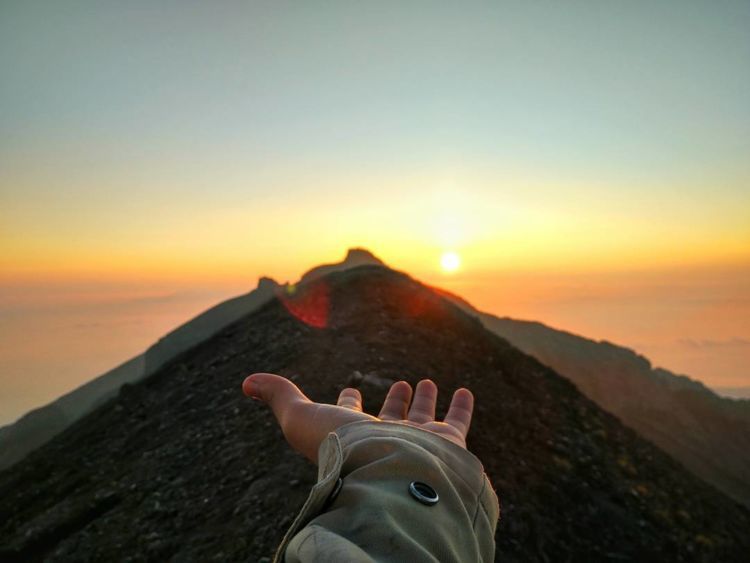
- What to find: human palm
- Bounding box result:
[242,373,474,464]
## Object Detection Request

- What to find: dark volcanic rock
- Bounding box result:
[1,266,748,562]
[0,248,383,474]
[0,355,146,472]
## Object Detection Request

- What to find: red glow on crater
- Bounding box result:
[276,281,330,328]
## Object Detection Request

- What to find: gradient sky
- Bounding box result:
[1,1,749,424]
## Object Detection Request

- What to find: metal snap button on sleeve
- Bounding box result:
[409,481,439,506]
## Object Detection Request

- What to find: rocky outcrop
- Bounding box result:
[298,247,384,284]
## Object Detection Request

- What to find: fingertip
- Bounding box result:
[243,372,282,400]
[453,388,475,411]
[340,387,362,399]
[393,380,412,392]
[242,374,261,398]
[242,372,310,410]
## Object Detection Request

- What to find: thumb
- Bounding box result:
[242,372,309,425]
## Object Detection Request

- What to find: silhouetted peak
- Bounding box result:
[343,247,384,266]
[299,248,386,284]
[257,276,280,292]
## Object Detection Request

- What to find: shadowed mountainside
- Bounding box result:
[713,386,750,400]
[0,354,145,471]
[1,266,748,562]
[0,249,383,471]
[435,289,750,508]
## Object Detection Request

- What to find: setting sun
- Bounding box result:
[440,251,461,273]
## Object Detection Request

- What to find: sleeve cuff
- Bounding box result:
[273,420,499,562]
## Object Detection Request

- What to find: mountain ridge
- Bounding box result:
[2,249,748,512]
[0,249,383,470]
[1,265,748,561]
[433,286,750,507]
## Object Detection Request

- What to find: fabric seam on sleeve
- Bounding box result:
[471,475,487,530]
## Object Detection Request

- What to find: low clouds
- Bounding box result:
[678,338,750,350]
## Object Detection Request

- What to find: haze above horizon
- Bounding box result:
[1,1,748,423]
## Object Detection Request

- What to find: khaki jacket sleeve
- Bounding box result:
[273,420,500,563]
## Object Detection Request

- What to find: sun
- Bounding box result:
[440,251,461,273]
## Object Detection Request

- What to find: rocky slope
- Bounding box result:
[1,266,748,562]
[436,289,750,508]
[0,354,145,471]
[0,249,383,471]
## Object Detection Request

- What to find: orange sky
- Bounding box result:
[1,249,748,426]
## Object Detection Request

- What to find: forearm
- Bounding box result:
[275,421,499,562]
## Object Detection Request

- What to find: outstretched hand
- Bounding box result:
[242,373,474,464]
